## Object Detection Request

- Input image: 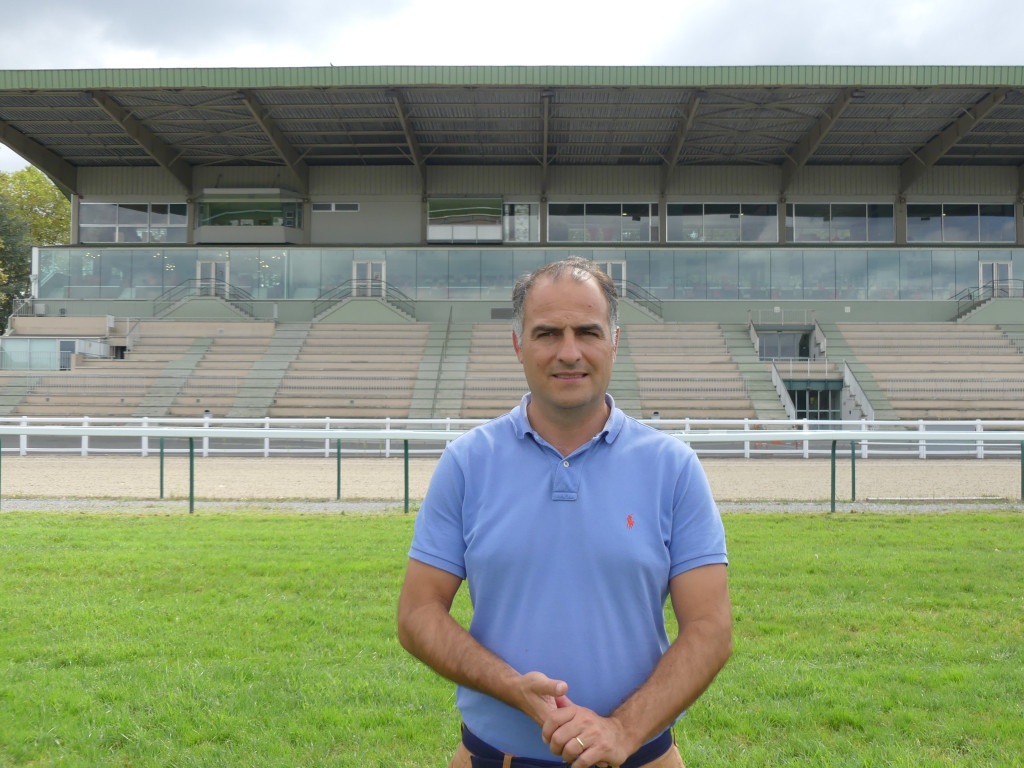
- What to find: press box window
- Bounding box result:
[312,203,360,213]
[80,202,187,244]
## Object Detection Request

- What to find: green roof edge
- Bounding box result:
[3,65,1024,89]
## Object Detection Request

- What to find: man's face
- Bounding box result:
[513,274,618,421]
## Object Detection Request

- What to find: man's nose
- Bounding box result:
[556,331,582,362]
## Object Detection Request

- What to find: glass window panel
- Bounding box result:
[286,249,322,298]
[117,225,149,244]
[955,249,980,294]
[648,250,674,299]
[150,204,170,226]
[548,203,584,242]
[79,226,117,243]
[37,249,69,299]
[117,203,149,226]
[254,250,286,298]
[804,250,836,299]
[66,250,100,299]
[866,250,900,299]
[980,204,1015,242]
[930,250,956,299]
[675,250,707,298]
[30,338,58,370]
[131,249,165,297]
[159,226,188,244]
[512,249,548,283]
[906,204,943,242]
[585,203,621,242]
[704,204,741,242]
[449,250,481,299]
[831,204,867,242]
[481,250,516,300]
[428,198,500,242]
[737,249,770,299]
[666,203,703,242]
[900,251,932,299]
[1,338,30,369]
[100,251,130,298]
[621,203,651,243]
[770,250,802,299]
[942,203,979,242]
[867,204,895,242]
[740,204,777,242]
[417,250,449,299]
[168,204,188,226]
[384,250,415,298]
[622,249,650,294]
[791,203,830,242]
[80,203,117,225]
[836,250,867,300]
[163,249,196,288]
[503,203,539,243]
[707,249,738,298]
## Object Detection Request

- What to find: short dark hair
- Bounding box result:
[511,257,619,344]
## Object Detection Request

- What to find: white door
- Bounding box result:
[353,260,385,297]
[979,261,1011,297]
[197,260,229,297]
[596,260,627,294]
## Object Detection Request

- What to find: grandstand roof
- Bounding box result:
[3,66,1024,194]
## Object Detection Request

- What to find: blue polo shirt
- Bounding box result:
[409,394,728,759]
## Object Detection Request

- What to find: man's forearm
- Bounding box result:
[610,614,733,750]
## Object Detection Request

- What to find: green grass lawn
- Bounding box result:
[1,509,1022,767]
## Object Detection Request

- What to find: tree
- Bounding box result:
[0,166,71,246]
[0,166,68,328]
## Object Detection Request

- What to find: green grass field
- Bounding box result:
[1,509,1022,768]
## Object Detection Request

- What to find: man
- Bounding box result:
[397,257,731,768]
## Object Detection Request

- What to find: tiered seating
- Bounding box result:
[624,324,756,419]
[838,323,1024,419]
[272,323,432,418]
[460,324,527,418]
[169,329,275,416]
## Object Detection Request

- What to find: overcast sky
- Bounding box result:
[2,0,1022,172]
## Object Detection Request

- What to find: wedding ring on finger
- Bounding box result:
[574,736,586,751]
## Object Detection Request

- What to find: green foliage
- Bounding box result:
[0,166,69,326]
[0,510,1021,767]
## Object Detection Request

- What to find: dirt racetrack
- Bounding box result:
[1,455,1021,505]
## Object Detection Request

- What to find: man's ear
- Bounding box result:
[512,330,524,363]
[612,326,619,360]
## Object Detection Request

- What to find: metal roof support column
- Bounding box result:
[779,87,857,195]
[390,90,427,195]
[0,119,79,195]
[540,90,553,244]
[660,93,702,197]
[89,90,192,194]
[240,90,309,193]
[899,88,1009,194]
[1016,166,1024,246]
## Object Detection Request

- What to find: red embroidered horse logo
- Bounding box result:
[626,514,635,529]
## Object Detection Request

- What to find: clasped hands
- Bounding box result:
[518,672,636,768]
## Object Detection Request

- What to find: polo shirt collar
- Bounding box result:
[511,393,625,445]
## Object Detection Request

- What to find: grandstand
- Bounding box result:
[2,65,1024,424]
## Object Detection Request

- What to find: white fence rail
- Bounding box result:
[0,416,1023,460]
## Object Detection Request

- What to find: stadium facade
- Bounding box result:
[2,66,1023,421]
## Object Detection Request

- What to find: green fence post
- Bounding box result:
[336,439,341,501]
[404,439,410,515]
[1020,442,1023,501]
[159,437,165,500]
[830,440,837,514]
[851,440,856,502]
[189,437,195,515]
[1,435,3,511]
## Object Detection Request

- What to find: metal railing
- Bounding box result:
[153,279,258,318]
[622,281,663,319]
[312,279,416,319]
[953,279,1024,318]
[1,415,1023,461]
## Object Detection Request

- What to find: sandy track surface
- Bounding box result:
[2,455,1021,505]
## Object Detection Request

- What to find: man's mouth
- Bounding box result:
[552,371,587,380]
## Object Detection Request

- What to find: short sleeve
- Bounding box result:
[408,446,469,579]
[668,450,728,579]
